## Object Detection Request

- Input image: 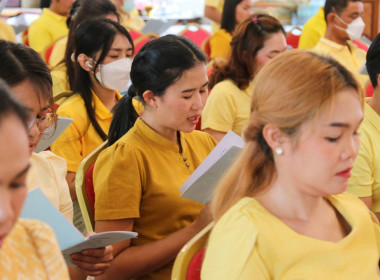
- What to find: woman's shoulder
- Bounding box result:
[15,219,56,240]
[211,79,239,93]
[56,93,84,115]
[31,151,67,166]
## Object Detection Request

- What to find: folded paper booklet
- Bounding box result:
[35,117,73,153]
[180,131,245,204]
[21,188,138,266]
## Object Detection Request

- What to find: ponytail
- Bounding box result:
[212,119,275,220]
[108,86,139,146]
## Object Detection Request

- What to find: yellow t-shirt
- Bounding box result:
[50,91,122,172]
[0,19,16,42]
[119,12,145,31]
[348,100,380,212]
[202,193,380,279]
[312,38,368,88]
[202,79,253,136]
[51,62,70,97]
[205,0,224,33]
[28,151,73,222]
[298,7,326,50]
[28,8,69,53]
[94,118,217,280]
[209,28,232,59]
[0,219,69,279]
[49,36,67,67]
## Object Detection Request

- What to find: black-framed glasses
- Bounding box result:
[27,113,56,133]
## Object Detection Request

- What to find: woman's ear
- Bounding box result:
[262,124,284,152]
[78,54,94,72]
[142,90,158,109]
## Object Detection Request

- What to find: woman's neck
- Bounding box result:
[141,112,178,145]
[91,82,118,111]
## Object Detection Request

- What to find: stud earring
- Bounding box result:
[275,147,283,155]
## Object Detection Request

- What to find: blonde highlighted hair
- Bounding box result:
[212,50,364,220]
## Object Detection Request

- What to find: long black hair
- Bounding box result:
[221,0,244,34]
[64,0,120,90]
[108,34,206,146]
[73,18,133,141]
[0,40,54,112]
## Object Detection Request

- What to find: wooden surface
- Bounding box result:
[363,0,380,40]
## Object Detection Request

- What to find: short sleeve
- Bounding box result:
[22,219,70,279]
[348,128,374,197]
[50,109,84,173]
[201,82,237,132]
[42,151,73,223]
[201,208,269,280]
[94,142,143,220]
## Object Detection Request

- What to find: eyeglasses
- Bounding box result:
[27,113,56,133]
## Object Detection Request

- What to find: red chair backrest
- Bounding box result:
[186,247,206,280]
[129,29,143,42]
[22,28,29,46]
[286,27,302,49]
[180,26,210,48]
[85,162,96,213]
[44,43,56,66]
[202,38,211,60]
[353,40,369,52]
[366,82,374,97]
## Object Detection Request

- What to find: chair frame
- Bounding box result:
[75,140,108,233]
[172,222,214,280]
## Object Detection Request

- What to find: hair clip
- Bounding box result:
[252,16,258,24]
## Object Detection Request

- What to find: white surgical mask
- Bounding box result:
[122,0,135,13]
[335,15,365,40]
[93,58,133,92]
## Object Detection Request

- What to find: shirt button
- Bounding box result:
[183,157,187,162]
[185,163,190,168]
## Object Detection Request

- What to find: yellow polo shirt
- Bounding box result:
[298,7,326,49]
[28,8,69,53]
[51,91,122,172]
[209,28,232,59]
[0,20,16,42]
[202,193,380,279]
[205,0,224,33]
[202,79,253,136]
[49,36,67,67]
[94,118,217,280]
[348,99,380,212]
[27,151,73,222]
[312,38,368,88]
[51,62,69,97]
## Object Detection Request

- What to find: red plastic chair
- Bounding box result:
[366,82,374,97]
[286,26,302,49]
[129,28,144,42]
[201,37,211,60]
[85,162,96,213]
[133,33,159,55]
[180,23,211,48]
[186,248,206,280]
[353,39,369,52]
[22,28,29,46]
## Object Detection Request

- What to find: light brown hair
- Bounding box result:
[211,50,363,220]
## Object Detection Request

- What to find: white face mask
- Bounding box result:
[93,58,133,92]
[335,15,365,40]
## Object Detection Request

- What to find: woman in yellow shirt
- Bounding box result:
[209,0,254,59]
[0,40,113,279]
[0,81,69,279]
[94,35,217,280]
[50,0,120,96]
[201,50,380,279]
[112,0,145,31]
[202,15,287,141]
[51,19,134,200]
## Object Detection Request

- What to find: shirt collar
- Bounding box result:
[92,90,122,120]
[319,38,358,52]
[134,118,185,153]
